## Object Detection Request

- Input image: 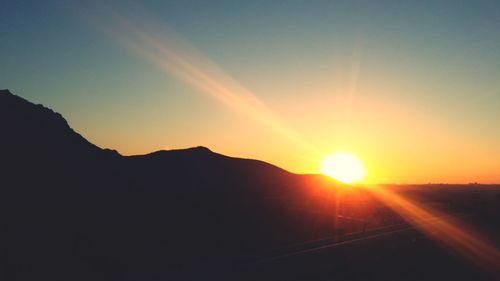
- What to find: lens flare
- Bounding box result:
[80,3,321,159]
[80,5,500,275]
[363,184,500,272]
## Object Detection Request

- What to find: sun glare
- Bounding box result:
[320,151,366,183]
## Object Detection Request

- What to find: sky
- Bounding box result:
[1,0,500,183]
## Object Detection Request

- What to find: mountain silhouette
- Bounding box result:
[0,89,342,280]
[3,89,498,281]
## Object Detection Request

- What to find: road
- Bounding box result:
[181,212,499,281]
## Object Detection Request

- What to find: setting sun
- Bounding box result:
[320,151,366,184]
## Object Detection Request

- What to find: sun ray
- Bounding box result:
[363,184,500,273]
[81,4,322,159]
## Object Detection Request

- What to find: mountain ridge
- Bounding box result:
[0,89,291,175]
[0,89,341,280]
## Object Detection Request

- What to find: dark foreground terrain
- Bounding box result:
[1,89,499,280]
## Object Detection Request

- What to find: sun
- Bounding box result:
[320,151,366,184]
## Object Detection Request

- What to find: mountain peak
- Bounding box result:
[0,88,64,120]
[0,88,13,95]
[0,89,34,106]
[190,146,212,152]
[143,146,215,158]
[0,89,103,158]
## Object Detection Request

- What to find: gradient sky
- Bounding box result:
[1,0,500,183]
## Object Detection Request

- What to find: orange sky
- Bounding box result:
[4,2,500,183]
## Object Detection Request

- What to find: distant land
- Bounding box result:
[1,89,499,281]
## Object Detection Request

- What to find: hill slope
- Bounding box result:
[0,89,340,280]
